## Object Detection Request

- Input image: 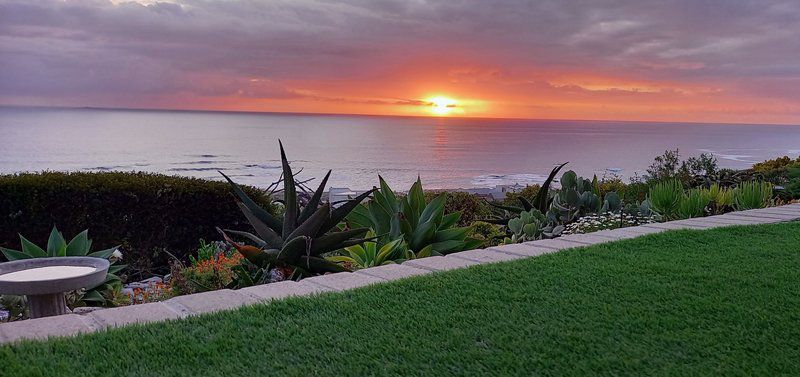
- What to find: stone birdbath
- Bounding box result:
[0,257,109,318]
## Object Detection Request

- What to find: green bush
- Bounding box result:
[621,180,650,204]
[0,172,275,279]
[752,156,800,173]
[502,185,541,207]
[424,190,494,226]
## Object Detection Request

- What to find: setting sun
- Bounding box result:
[427,96,457,115]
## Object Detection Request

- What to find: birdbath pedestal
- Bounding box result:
[0,257,109,318]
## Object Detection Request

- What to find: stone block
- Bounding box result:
[488,243,556,257]
[89,302,183,328]
[641,222,706,231]
[167,289,258,315]
[446,248,525,264]
[302,272,385,291]
[558,233,618,245]
[403,256,479,272]
[727,210,799,221]
[354,264,430,281]
[715,214,781,224]
[239,280,331,301]
[527,238,587,250]
[0,314,93,343]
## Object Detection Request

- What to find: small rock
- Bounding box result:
[140,277,163,284]
[72,306,102,315]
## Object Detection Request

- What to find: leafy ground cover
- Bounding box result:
[2,222,799,376]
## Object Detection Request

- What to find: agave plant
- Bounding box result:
[326,232,406,269]
[218,142,375,280]
[0,226,124,306]
[347,176,481,257]
[733,181,773,210]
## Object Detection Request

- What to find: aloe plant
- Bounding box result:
[218,142,375,280]
[648,179,683,220]
[676,189,711,219]
[0,226,124,306]
[346,176,481,257]
[733,181,773,210]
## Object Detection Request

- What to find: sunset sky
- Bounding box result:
[2,0,800,124]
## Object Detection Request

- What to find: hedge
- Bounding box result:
[0,172,274,280]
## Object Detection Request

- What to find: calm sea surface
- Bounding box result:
[1,106,799,190]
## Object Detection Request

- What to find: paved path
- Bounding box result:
[1,204,798,344]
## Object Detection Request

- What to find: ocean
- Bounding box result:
[1,106,799,190]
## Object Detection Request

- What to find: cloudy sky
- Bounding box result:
[2,0,799,123]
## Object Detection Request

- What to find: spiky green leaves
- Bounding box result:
[346,176,478,257]
[327,235,406,269]
[220,141,375,277]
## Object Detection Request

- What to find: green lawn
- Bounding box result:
[2,222,800,376]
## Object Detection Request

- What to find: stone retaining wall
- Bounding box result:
[1,204,799,344]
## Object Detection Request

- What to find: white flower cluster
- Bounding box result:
[562,212,655,235]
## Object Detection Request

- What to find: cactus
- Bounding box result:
[600,192,622,213]
[549,170,603,223]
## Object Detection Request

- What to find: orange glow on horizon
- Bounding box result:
[427,96,458,116]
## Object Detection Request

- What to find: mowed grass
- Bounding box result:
[2,223,800,376]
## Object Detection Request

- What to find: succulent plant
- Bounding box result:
[218,141,375,280]
[346,176,481,257]
[549,170,603,223]
[676,188,712,219]
[647,179,683,220]
[733,181,773,210]
[326,232,406,269]
[600,192,622,213]
[486,162,567,226]
[502,208,563,244]
[0,226,124,306]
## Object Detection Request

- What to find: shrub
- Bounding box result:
[752,156,800,173]
[784,167,800,200]
[502,185,541,207]
[621,180,650,203]
[0,171,275,279]
[645,149,717,184]
[170,253,244,295]
[425,190,494,226]
[597,176,627,199]
[468,221,505,248]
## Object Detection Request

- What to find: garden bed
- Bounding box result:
[1,218,799,375]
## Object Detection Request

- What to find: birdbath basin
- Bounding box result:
[0,257,109,318]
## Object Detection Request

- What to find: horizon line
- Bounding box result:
[2,103,799,128]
